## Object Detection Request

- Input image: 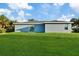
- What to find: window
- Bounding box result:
[65,24,68,30]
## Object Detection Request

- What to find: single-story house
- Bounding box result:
[14,21,73,33]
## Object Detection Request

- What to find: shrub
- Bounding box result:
[6,26,14,32]
[0,28,6,33]
[72,27,79,32]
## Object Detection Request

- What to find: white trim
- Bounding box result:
[44,22,73,24]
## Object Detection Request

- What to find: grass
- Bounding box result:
[0,32,79,56]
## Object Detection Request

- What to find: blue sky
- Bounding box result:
[0,3,79,22]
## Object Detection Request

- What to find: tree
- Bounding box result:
[70,18,79,26]
[70,18,79,32]
[0,15,11,28]
[28,19,34,21]
[70,18,77,26]
[0,15,14,32]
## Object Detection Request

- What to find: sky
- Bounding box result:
[0,3,79,22]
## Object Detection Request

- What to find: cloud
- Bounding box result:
[0,8,17,21]
[5,9,12,16]
[41,3,51,8]
[16,16,28,22]
[69,3,79,13]
[9,16,15,20]
[0,9,5,15]
[8,3,32,10]
[7,3,33,22]
[26,13,32,16]
[53,3,65,6]
[17,10,25,21]
[0,8,11,17]
[57,14,75,21]
[8,4,19,10]
[18,10,25,17]
[41,3,65,16]
[41,4,51,15]
[16,10,29,22]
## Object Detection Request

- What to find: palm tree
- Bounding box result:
[0,15,10,29]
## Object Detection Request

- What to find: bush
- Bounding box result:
[72,27,79,32]
[6,26,14,32]
[0,28,6,33]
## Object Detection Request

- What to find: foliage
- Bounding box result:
[70,18,79,26]
[28,19,38,22]
[0,15,14,33]
[0,28,6,33]
[28,19,35,21]
[72,26,79,33]
[6,26,14,32]
[70,18,79,32]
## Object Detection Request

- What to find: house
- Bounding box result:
[14,21,73,33]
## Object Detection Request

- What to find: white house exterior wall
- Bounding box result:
[45,23,72,33]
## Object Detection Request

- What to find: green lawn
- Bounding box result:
[0,32,79,56]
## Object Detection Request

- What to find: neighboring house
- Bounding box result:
[14,21,73,33]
